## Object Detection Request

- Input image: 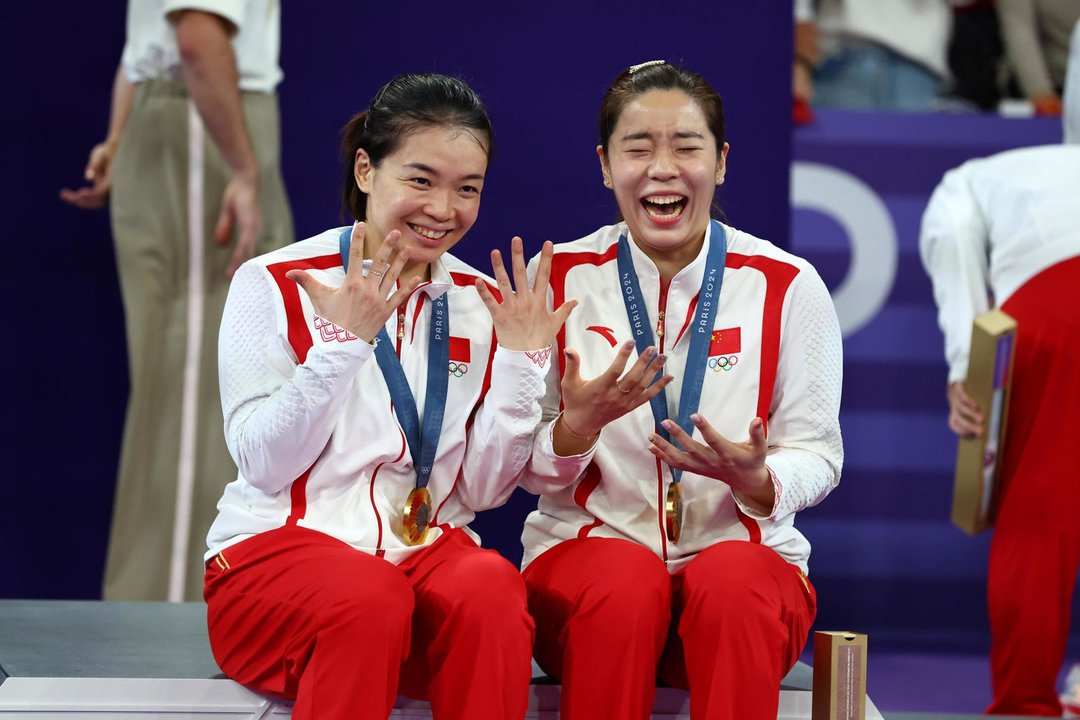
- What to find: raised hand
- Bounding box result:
[475,237,577,351]
[285,222,421,343]
[649,414,774,513]
[553,340,673,448]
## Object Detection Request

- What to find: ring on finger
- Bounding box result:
[615,379,632,394]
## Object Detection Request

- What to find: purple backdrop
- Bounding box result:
[3,3,792,597]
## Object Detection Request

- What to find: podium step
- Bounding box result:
[0,600,882,719]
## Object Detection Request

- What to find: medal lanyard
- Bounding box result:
[339,229,448,491]
[616,220,726,485]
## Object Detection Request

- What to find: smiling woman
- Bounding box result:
[200,73,576,720]
[339,74,494,282]
[599,86,729,281]
[354,125,486,276]
[518,61,845,720]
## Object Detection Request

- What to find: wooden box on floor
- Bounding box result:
[952,309,1017,535]
[812,631,867,720]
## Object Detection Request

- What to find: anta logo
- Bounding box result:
[586,325,618,347]
[449,336,470,378]
[708,327,740,373]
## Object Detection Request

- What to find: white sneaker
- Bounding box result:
[1062,663,1080,717]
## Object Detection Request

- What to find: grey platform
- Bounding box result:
[0,600,881,719]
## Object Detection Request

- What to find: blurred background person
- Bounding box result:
[997,0,1080,115]
[793,0,818,124]
[60,0,294,602]
[919,21,1080,714]
[948,0,1011,111]
[1068,16,1080,139]
[810,0,953,111]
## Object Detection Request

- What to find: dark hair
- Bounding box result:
[341,73,494,221]
[598,61,726,154]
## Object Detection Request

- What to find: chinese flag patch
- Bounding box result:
[709,327,741,356]
[449,336,471,363]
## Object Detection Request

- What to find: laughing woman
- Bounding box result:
[520,61,844,720]
[202,73,574,720]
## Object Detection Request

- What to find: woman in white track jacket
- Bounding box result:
[519,61,844,720]
[203,73,574,720]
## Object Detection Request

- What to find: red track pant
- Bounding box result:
[204,525,534,720]
[523,537,816,720]
[987,257,1080,716]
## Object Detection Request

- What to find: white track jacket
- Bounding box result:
[521,222,844,574]
[206,227,550,564]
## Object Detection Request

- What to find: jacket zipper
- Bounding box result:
[656,278,670,561]
[373,300,409,555]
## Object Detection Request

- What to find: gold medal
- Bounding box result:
[665,483,683,543]
[403,487,433,546]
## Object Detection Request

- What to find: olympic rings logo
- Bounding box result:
[448,362,469,378]
[708,355,738,372]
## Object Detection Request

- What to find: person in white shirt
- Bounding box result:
[203,73,575,720]
[919,20,1080,717]
[59,0,294,602]
[810,0,952,111]
[519,61,844,720]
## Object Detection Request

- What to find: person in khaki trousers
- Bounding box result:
[60,0,293,601]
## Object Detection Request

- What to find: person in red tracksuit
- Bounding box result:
[202,73,575,720]
[519,61,844,720]
[920,24,1080,713]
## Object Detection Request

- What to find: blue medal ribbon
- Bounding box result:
[339,228,448,491]
[616,220,727,484]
